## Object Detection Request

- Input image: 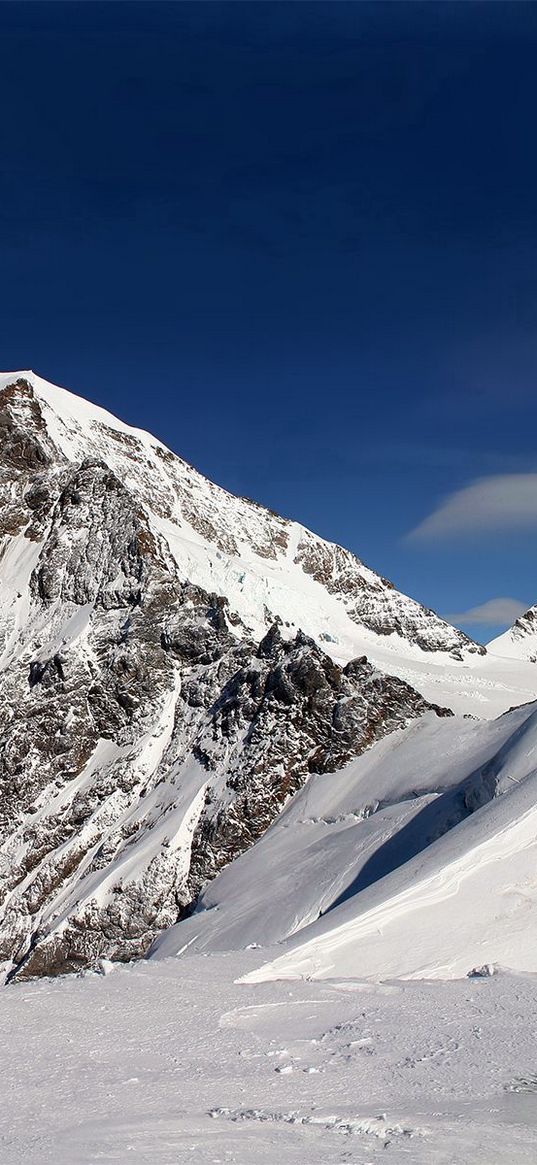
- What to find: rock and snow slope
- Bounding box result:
[0,368,536,981]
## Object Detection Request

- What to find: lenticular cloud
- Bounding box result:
[407,474,537,540]
[447,598,529,627]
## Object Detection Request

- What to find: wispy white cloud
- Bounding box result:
[446,597,529,628]
[407,474,537,540]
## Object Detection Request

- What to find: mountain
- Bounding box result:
[0,369,536,981]
[488,605,537,662]
[0,371,483,667]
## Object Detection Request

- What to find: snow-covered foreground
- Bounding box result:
[2,951,537,1164]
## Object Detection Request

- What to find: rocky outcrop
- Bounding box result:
[294,529,483,656]
[185,628,449,900]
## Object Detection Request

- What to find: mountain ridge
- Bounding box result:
[0,370,483,663]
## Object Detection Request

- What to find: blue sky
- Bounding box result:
[2,2,537,643]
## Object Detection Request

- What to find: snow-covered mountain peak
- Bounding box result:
[1,369,483,670]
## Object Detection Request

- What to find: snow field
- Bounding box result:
[1,951,537,1163]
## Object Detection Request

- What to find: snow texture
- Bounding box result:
[2,950,537,1164]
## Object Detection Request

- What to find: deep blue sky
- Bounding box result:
[2,2,537,642]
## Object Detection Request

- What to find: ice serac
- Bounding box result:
[0,369,534,981]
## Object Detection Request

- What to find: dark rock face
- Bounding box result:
[32,460,151,608]
[0,381,52,541]
[185,628,447,902]
[0,377,454,981]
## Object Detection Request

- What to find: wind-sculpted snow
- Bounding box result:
[0,370,535,981]
[154,700,537,967]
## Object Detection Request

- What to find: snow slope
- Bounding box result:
[154,705,535,961]
[241,702,537,982]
